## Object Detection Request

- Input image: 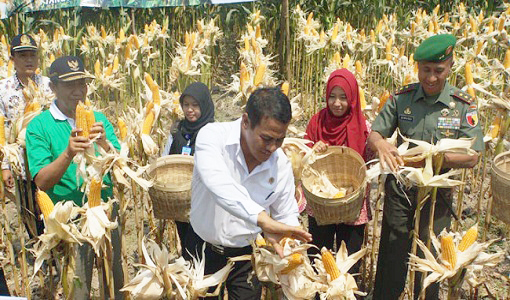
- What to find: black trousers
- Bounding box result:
[0,268,9,296]
[175,221,190,255]
[185,226,262,300]
[308,216,365,274]
[373,176,452,300]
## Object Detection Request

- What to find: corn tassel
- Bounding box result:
[76,101,89,138]
[458,225,478,252]
[118,118,127,141]
[36,190,55,220]
[321,248,340,280]
[280,253,304,274]
[142,110,155,135]
[441,235,457,270]
[88,177,102,208]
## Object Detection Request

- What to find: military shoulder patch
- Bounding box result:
[452,88,474,104]
[395,83,419,95]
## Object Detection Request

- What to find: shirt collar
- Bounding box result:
[413,82,451,107]
[13,73,41,90]
[50,100,76,128]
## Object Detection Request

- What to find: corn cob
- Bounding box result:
[342,53,350,68]
[105,64,113,77]
[240,62,249,93]
[319,30,326,43]
[112,56,119,73]
[281,82,289,96]
[244,37,250,52]
[0,58,3,67]
[49,53,55,64]
[36,190,54,220]
[333,52,341,65]
[370,29,375,43]
[321,248,340,280]
[306,12,313,26]
[142,110,155,135]
[467,86,476,98]
[86,110,95,132]
[498,15,506,32]
[0,35,6,47]
[255,236,267,247]
[428,20,434,33]
[88,177,102,208]
[0,115,5,146]
[76,101,89,138]
[253,63,266,87]
[504,49,510,69]
[144,72,157,90]
[255,24,261,39]
[378,91,390,112]
[131,35,140,49]
[119,28,125,41]
[465,62,474,85]
[118,118,127,141]
[331,23,339,41]
[94,59,101,78]
[355,60,362,75]
[101,25,107,39]
[359,87,366,110]
[441,235,457,270]
[458,226,478,252]
[490,115,502,139]
[280,253,304,274]
[385,38,393,60]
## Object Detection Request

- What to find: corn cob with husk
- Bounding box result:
[321,248,340,280]
[0,115,5,146]
[35,190,55,220]
[76,101,92,138]
[441,235,457,270]
[87,177,102,208]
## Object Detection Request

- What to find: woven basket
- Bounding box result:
[301,146,367,225]
[147,155,194,221]
[491,150,510,225]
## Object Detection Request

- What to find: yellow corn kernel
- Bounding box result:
[244,37,250,52]
[280,253,304,274]
[142,110,155,135]
[469,15,477,33]
[76,101,89,138]
[458,225,478,252]
[253,63,266,87]
[281,82,289,96]
[88,177,102,208]
[441,235,457,270]
[475,40,484,55]
[321,248,340,280]
[0,115,5,146]
[306,12,313,26]
[131,35,140,49]
[36,190,55,220]
[504,49,510,69]
[465,62,474,85]
[152,88,161,106]
[118,118,127,141]
[105,64,113,77]
[119,28,125,41]
[145,100,154,114]
[319,30,326,43]
[498,15,506,32]
[385,38,393,60]
[370,29,375,43]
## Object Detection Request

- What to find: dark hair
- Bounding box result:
[245,87,291,128]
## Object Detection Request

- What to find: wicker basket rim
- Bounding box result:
[492,150,510,181]
[147,155,194,191]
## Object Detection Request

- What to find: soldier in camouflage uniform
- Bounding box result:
[368,34,484,299]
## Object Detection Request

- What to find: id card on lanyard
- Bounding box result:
[181,133,192,155]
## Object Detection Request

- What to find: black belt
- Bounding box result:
[206,242,253,257]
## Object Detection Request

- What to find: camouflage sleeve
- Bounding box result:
[371,95,398,138]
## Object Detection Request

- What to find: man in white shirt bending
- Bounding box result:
[187,87,311,299]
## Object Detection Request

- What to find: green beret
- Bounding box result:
[414,34,456,62]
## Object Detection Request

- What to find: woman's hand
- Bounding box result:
[313,140,328,153]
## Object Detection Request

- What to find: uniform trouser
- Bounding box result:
[308,216,365,274]
[175,221,190,255]
[373,176,452,300]
[0,268,9,296]
[74,202,124,300]
[185,226,262,300]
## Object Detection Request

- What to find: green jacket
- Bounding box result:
[372,82,484,152]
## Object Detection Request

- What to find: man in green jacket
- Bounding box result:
[368,34,484,299]
[26,56,124,299]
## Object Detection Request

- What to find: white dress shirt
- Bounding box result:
[190,118,299,247]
